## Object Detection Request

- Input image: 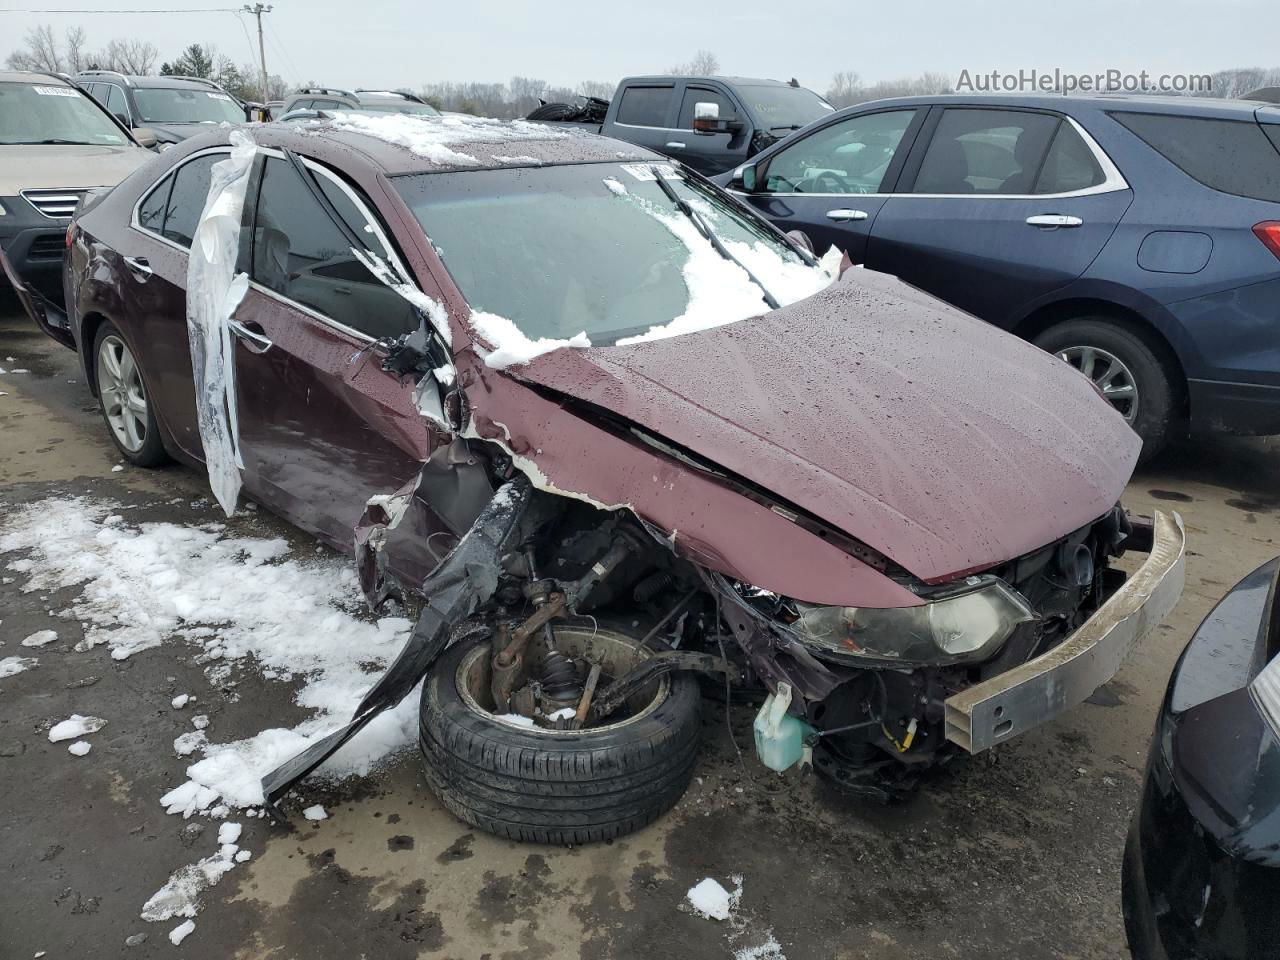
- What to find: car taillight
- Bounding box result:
[1254,221,1280,260]
[65,221,76,248]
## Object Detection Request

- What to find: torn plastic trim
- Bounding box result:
[261,475,551,805]
[186,128,257,517]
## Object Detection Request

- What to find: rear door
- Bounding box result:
[230,152,443,550]
[867,106,1133,327]
[118,148,228,458]
[670,82,745,175]
[606,82,678,156]
[732,107,924,260]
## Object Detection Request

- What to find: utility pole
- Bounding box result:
[242,3,273,102]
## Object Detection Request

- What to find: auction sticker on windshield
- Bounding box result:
[33,86,80,97]
[207,93,233,101]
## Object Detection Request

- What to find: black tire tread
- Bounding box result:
[418,625,701,845]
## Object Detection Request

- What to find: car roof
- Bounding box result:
[836,92,1271,120]
[622,75,799,88]
[250,114,662,175]
[0,70,73,85]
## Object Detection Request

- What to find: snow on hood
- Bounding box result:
[501,269,1140,582]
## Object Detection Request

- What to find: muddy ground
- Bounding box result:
[2,308,1277,960]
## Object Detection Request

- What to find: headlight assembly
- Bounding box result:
[792,580,1037,666]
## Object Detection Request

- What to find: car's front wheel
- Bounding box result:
[92,322,168,467]
[419,620,702,845]
[1034,318,1176,462]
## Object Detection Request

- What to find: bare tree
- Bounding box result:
[92,38,159,75]
[577,79,614,100]
[824,70,953,107]
[64,26,88,73]
[667,49,719,76]
[508,75,547,115]
[825,71,862,108]
[5,25,63,72]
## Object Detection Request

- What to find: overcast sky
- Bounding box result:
[3,0,1275,91]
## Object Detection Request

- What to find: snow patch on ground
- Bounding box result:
[168,919,195,945]
[21,629,57,647]
[48,714,106,742]
[141,852,234,921]
[687,877,733,920]
[67,740,92,757]
[302,804,327,821]
[0,497,417,815]
[0,655,37,678]
[171,693,192,709]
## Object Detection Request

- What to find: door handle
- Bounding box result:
[665,141,686,149]
[228,318,273,353]
[826,209,869,222]
[1026,214,1083,228]
[122,255,152,281]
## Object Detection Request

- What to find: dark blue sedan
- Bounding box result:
[716,94,1280,458]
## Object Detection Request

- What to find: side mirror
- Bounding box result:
[113,111,131,128]
[132,127,158,149]
[692,101,719,134]
[729,163,759,193]
[692,101,743,136]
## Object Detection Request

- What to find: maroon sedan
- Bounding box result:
[13,117,1185,843]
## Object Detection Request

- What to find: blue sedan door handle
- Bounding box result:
[826,209,869,222]
[1026,214,1083,228]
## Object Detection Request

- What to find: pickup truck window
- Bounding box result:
[396,163,822,345]
[677,87,733,130]
[616,86,674,127]
[737,84,833,132]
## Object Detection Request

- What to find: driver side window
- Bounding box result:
[762,109,916,194]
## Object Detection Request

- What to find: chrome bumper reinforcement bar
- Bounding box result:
[945,510,1186,754]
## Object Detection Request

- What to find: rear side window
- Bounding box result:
[137,176,170,233]
[1035,123,1105,194]
[913,108,1059,195]
[250,157,415,339]
[162,154,219,247]
[616,86,673,126]
[1112,112,1280,202]
[677,87,733,129]
[104,84,128,121]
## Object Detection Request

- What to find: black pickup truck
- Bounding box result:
[528,75,834,176]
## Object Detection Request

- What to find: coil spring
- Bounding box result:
[540,650,583,700]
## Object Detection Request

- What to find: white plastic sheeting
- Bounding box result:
[186,129,257,516]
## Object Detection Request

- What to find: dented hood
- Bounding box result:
[505,270,1140,582]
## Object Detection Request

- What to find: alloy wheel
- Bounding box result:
[1057,344,1139,425]
[96,334,149,453]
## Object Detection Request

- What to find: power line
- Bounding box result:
[1,6,239,11]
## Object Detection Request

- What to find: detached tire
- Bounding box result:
[419,621,702,845]
[1033,317,1177,462]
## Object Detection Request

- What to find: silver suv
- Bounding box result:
[0,70,149,303]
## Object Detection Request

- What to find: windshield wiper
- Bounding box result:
[649,164,780,310]
[768,124,802,132]
[6,138,101,145]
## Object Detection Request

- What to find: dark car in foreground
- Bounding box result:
[12,115,1183,842]
[530,75,834,175]
[718,93,1280,458]
[75,71,248,147]
[1124,555,1280,959]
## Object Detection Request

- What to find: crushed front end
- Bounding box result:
[710,506,1185,796]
